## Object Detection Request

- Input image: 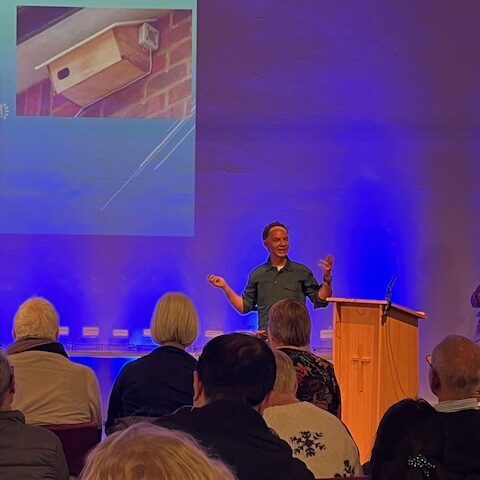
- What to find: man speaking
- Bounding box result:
[208,222,333,331]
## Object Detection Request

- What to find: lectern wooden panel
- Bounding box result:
[329,298,425,463]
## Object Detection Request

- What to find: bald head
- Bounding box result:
[430,335,480,400]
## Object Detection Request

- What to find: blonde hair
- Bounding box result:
[13,297,59,340]
[268,299,311,347]
[80,422,237,480]
[150,292,199,347]
[272,350,298,394]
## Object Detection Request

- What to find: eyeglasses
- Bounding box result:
[425,355,432,367]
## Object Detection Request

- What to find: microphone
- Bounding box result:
[383,276,396,319]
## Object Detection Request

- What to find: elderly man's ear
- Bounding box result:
[429,367,441,397]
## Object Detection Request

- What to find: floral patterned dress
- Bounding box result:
[280,347,341,417]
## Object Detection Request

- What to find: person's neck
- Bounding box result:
[270,255,287,268]
[161,341,186,350]
[437,390,476,402]
[278,344,310,352]
[268,392,299,408]
[0,396,12,411]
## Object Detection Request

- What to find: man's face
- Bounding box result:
[264,227,289,258]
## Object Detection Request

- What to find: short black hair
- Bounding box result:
[262,222,288,241]
[196,333,276,406]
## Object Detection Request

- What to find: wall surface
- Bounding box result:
[1,1,479,406]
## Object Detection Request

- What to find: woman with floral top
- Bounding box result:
[267,298,341,417]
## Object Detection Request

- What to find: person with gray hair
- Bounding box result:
[260,350,362,478]
[0,350,69,480]
[6,297,102,430]
[428,334,480,478]
[268,298,341,417]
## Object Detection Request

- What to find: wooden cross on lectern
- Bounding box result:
[351,344,371,393]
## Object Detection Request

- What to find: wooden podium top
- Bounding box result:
[326,297,427,320]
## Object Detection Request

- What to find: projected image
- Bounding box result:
[16,7,193,119]
[0,1,197,236]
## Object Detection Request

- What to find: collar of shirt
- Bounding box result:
[266,257,292,271]
[434,397,479,413]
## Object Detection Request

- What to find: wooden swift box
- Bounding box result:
[36,20,154,107]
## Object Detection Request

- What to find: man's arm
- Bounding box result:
[207,275,244,313]
[317,254,334,300]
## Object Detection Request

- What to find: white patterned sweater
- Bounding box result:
[263,402,362,478]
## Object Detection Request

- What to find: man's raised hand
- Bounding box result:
[207,274,227,289]
[318,255,334,276]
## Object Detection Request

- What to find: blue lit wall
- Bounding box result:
[1,0,479,406]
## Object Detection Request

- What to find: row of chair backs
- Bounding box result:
[41,422,100,476]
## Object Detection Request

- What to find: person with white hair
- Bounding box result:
[80,422,237,480]
[0,349,69,480]
[428,334,480,477]
[6,297,102,430]
[261,350,362,479]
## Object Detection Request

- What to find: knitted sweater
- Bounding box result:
[263,402,362,478]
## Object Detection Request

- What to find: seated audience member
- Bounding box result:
[155,333,315,480]
[7,297,102,429]
[369,398,448,480]
[106,292,199,434]
[471,284,480,308]
[472,285,480,344]
[261,350,362,478]
[268,298,341,417]
[429,335,480,478]
[80,422,237,480]
[0,350,69,480]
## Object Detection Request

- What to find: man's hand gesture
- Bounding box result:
[207,274,227,289]
[318,255,334,277]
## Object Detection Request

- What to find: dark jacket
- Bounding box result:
[437,408,480,478]
[0,410,69,480]
[106,345,196,433]
[155,400,315,480]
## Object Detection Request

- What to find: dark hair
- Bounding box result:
[262,222,288,241]
[196,333,276,406]
[268,299,311,347]
[370,398,447,480]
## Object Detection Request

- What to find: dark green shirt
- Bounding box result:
[242,258,328,330]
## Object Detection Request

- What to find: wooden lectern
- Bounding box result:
[328,298,426,463]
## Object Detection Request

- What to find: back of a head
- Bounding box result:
[150,292,199,347]
[197,333,276,406]
[431,335,480,398]
[0,350,13,408]
[13,297,59,341]
[268,299,311,347]
[370,398,447,480]
[272,349,298,395]
[80,422,237,480]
